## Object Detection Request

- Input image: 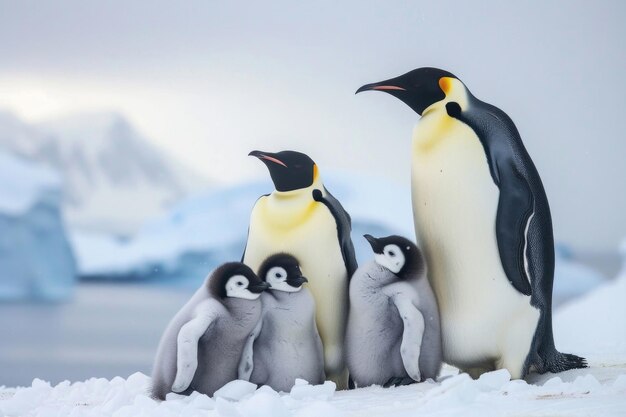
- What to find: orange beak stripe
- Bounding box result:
[372,85,406,91]
[259,155,288,167]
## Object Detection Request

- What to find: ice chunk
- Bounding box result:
[215,397,243,417]
[238,390,290,417]
[476,369,511,391]
[213,380,257,401]
[289,380,336,401]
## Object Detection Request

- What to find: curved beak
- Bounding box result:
[249,281,271,293]
[249,150,288,168]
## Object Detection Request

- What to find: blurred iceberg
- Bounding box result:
[71,172,606,303]
[71,172,413,288]
[0,152,76,301]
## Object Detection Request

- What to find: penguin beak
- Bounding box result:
[355,79,406,94]
[249,281,271,293]
[364,234,383,254]
[249,150,288,168]
[287,276,308,288]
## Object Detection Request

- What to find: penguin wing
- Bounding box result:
[238,317,263,381]
[446,101,534,295]
[171,298,222,393]
[312,188,358,277]
[391,292,425,382]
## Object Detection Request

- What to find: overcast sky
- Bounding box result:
[0,0,624,251]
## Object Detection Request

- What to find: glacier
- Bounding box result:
[70,172,606,304]
[0,152,76,301]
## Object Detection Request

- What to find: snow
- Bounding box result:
[0,151,76,301]
[1,251,625,416]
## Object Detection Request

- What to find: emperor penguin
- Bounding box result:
[243,150,358,386]
[346,235,441,387]
[151,262,270,399]
[356,67,586,379]
[243,253,325,392]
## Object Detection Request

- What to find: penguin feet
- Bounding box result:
[383,376,417,388]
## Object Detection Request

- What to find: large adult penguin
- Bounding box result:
[356,67,586,379]
[243,150,357,386]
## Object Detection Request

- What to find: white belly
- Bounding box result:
[243,191,347,374]
[411,110,539,376]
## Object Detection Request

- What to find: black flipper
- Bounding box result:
[446,101,533,295]
[312,188,358,278]
[446,100,587,374]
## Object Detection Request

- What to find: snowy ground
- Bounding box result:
[2,273,626,417]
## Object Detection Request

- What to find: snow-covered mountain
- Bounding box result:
[0,111,207,235]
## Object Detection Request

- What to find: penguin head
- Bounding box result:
[249,150,318,192]
[258,253,308,293]
[208,262,270,301]
[363,234,424,279]
[356,67,461,115]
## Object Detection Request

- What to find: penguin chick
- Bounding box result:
[151,262,270,399]
[242,254,325,392]
[345,235,442,388]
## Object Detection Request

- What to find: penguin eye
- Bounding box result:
[388,251,396,257]
[237,281,244,287]
[275,273,282,279]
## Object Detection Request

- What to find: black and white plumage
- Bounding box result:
[243,150,357,386]
[151,263,269,399]
[345,235,442,388]
[357,67,586,378]
[241,254,325,392]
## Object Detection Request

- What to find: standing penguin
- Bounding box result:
[346,235,441,387]
[243,253,325,392]
[243,150,357,385]
[151,262,270,399]
[356,68,586,378]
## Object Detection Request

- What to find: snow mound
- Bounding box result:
[554,245,626,364]
[0,151,76,301]
[214,380,258,401]
[1,369,624,417]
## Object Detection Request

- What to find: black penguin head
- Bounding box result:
[258,253,308,293]
[249,150,317,192]
[356,67,458,115]
[208,262,270,300]
[363,234,424,279]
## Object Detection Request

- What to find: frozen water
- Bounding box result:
[214,380,258,401]
[0,151,76,301]
[289,381,336,400]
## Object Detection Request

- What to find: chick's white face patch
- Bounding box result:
[374,244,405,274]
[266,266,301,292]
[225,275,260,300]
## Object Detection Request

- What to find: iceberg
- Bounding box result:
[71,171,606,305]
[0,152,76,301]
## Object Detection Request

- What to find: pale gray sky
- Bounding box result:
[0,0,624,251]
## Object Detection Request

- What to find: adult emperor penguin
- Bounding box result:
[151,262,269,399]
[244,253,325,392]
[346,235,442,388]
[356,67,586,379]
[243,150,357,386]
